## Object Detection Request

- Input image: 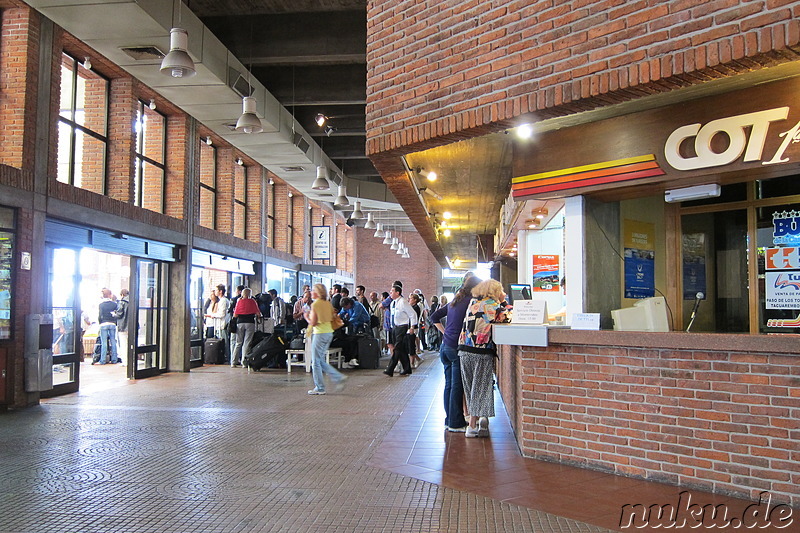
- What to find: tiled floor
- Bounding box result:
[0,351,795,532]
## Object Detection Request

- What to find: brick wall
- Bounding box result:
[215,148,233,234]
[497,334,800,507]
[366,1,800,159]
[354,226,441,297]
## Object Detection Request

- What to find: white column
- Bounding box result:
[564,196,585,325]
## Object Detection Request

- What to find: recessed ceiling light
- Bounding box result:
[442,211,452,219]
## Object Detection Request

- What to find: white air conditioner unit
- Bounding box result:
[664,184,721,203]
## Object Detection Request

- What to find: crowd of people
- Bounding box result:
[199,273,509,438]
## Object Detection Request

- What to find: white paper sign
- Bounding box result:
[311,226,330,260]
[512,300,548,324]
[765,271,800,309]
[571,313,600,330]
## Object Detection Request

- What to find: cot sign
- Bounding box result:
[665,107,800,171]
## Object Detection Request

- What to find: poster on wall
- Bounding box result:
[311,226,330,260]
[682,233,707,300]
[764,210,800,327]
[623,220,655,299]
[532,254,560,292]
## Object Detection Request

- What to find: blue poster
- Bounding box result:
[624,247,655,299]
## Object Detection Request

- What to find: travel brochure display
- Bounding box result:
[764,209,800,328]
[0,230,12,339]
[623,220,655,299]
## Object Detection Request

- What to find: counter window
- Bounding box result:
[0,206,15,340]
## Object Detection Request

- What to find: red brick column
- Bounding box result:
[105,78,135,203]
[164,114,189,220]
[215,148,233,234]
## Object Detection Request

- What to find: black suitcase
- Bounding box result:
[204,338,224,364]
[244,334,287,371]
[356,335,380,369]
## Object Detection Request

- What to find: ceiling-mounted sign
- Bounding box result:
[512,77,800,200]
[312,226,330,260]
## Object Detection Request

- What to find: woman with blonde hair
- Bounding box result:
[305,283,347,395]
[458,279,508,438]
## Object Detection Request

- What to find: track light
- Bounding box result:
[351,200,364,220]
[382,231,392,245]
[324,125,336,137]
[334,184,350,207]
[160,28,196,78]
[235,96,263,134]
[364,212,376,229]
[419,187,443,201]
[311,166,330,191]
[315,113,327,127]
[373,223,385,238]
[418,168,437,182]
[83,56,92,70]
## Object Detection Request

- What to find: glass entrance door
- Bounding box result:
[43,247,81,397]
[131,258,168,379]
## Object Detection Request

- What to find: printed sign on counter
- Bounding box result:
[512,300,548,324]
[571,313,600,330]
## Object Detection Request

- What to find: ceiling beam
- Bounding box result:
[254,64,366,105]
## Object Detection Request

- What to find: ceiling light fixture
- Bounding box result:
[442,211,452,220]
[390,237,399,251]
[205,136,212,145]
[315,113,327,127]
[160,27,196,78]
[443,228,451,237]
[534,208,548,219]
[334,183,350,207]
[419,187,443,201]
[364,212,376,229]
[311,166,330,190]
[526,219,539,229]
[324,125,336,137]
[83,56,92,70]
[288,191,293,198]
[235,96,263,134]
[402,250,410,259]
[382,231,392,245]
[396,244,404,255]
[149,98,157,110]
[268,178,274,185]
[418,168,437,182]
[373,223,385,238]
[235,157,244,166]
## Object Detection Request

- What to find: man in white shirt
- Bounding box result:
[383,285,418,377]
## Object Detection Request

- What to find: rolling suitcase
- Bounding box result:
[204,338,224,364]
[356,335,380,369]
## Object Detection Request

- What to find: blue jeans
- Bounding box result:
[99,323,119,364]
[440,344,466,429]
[311,332,344,392]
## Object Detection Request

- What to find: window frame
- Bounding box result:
[198,141,217,230]
[57,52,110,190]
[133,99,167,213]
[233,162,247,240]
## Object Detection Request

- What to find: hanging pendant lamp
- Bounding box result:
[374,223,385,238]
[390,237,399,251]
[160,27,196,78]
[235,96,263,134]
[351,200,364,220]
[364,212,376,230]
[382,231,392,245]
[312,166,330,190]
[334,184,350,207]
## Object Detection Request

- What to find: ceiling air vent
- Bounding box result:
[120,46,165,61]
[280,166,305,172]
[229,68,254,99]
[293,133,310,154]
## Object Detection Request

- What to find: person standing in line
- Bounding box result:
[115,288,130,366]
[355,285,370,309]
[458,279,509,438]
[96,288,120,365]
[215,285,231,363]
[293,290,311,333]
[305,283,347,395]
[203,292,220,339]
[368,291,383,341]
[383,285,418,376]
[268,288,285,329]
[380,290,392,356]
[408,293,423,369]
[429,273,480,433]
[231,288,259,367]
[330,284,343,312]
[426,295,441,351]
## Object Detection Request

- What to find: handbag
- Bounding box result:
[331,314,345,330]
[227,316,238,334]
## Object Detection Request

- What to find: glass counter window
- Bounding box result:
[0,206,16,340]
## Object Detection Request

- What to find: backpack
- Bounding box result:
[254,292,273,317]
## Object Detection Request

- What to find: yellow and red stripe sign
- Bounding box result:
[512,155,665,198]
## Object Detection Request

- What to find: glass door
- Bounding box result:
[131,258,168,379]
[43,246,81,397]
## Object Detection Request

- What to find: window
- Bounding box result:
[234,163,247,239]
[134,100,166,212]
[287,193,294,253]
[0,206,14,340]
[199,142,216,229]
[266,180,275,247]
[57,53,108,192]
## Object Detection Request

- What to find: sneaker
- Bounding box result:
[447,426,468,433]
[348,358,360,367]
[290,356,299,363]
[307,388,326,395]
[465,426,480,438]
[477,417,490,437]
[334,375,348,392]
